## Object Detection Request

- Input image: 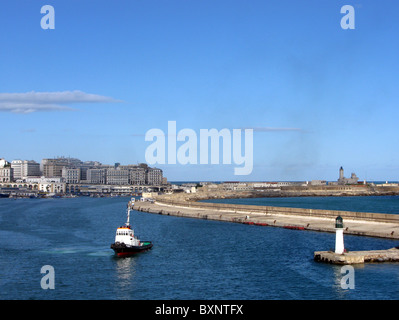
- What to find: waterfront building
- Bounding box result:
[253,182,279,188]
[42,158,70,177]
[0,167,13,182]
[10,160,23,179]
[38,182,66,194]
[0,158,9,168]
[118,164,145,185]
[310,180,327,186]
[70,164,164,186]
[338,166,359,185]
[5,155,168,188]
[26,177,64,183]
[221,182,253,191]
[106,168,129,185]
[126,163,146,183]
[23,160,41,178]
[0,159,13,182]
[41,157,83,178]
[146,167,163,185]
[62,167,81,184]
[129,166,146,185]
[11,160,41,180]
[78,161,101,180]
[87,168,107,184]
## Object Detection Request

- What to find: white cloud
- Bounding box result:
[0,90,122,113]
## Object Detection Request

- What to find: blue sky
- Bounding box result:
[1,0,399,181]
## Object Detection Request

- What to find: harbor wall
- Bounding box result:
[151,184,399,224]
[154,197,399,224]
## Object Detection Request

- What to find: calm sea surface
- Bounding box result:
[1,196,399,300]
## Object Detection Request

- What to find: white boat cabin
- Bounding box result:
[115,226,140,246]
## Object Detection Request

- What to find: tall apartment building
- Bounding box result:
[41,157,82,178]
[106,168,129,185]
[10,160,22,179]
[146,167,163,185]
[117,164,163,185]
[42,158,69,177]
[37,157,165,186]
[86,168,107,184]
[24,160,40,177]
[79,161,102,181]
[11,160,41,180]
[129,166,146,185]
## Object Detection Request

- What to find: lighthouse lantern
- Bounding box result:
[335,216,343,229]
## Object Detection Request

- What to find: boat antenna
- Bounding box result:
[126,207,131,227]
[125,197,135,227]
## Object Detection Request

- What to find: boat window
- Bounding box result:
[117,230,131,235]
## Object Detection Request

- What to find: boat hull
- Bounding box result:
[110,242,153,257]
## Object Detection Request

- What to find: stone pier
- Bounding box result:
[135,199,399,240]
[134,192,399,264]
[314,248,399,264]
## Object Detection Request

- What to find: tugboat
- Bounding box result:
[110,198,153,257]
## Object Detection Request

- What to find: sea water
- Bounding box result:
[0,196,398,300]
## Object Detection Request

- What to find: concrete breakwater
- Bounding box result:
[314,248,399,264]
[154,197,399,224]
[135,197,399,240]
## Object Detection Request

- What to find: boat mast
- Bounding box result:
[126,207,131,226]
[125,197,135,227]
